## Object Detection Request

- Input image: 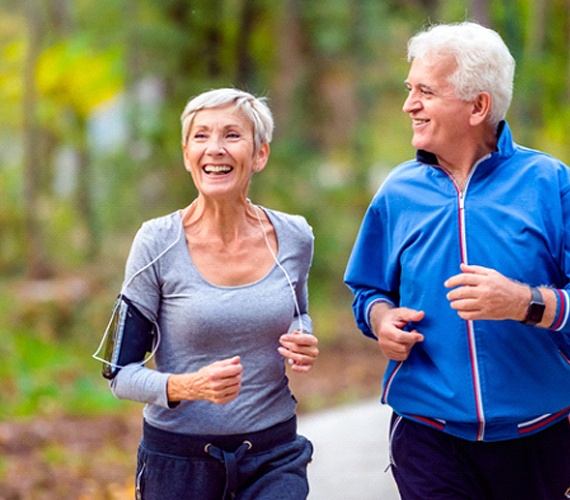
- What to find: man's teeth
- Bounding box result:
[204,165,232,174]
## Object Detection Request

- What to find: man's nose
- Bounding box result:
[403,91,419,113]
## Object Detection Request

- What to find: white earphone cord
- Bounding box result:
[94,205,304,368]
[252,203,304,334]
[92,221,183,366]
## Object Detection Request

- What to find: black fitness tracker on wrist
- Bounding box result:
[521,287,545,326]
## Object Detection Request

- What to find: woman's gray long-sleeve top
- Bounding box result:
[110,207,314,435]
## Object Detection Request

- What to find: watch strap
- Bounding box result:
[521,287,545,326]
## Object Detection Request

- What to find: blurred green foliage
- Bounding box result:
[1,0,570,419]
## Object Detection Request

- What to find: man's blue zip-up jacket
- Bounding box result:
[345,121,570,442]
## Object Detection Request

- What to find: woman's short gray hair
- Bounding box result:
[407,22,515,127]
[181,88,274,150]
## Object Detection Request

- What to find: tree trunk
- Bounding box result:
[235,0,257,87]
[469,0,491,26]
[22,0,52,279]
[74,114,99,260]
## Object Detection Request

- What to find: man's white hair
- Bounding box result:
[408,22,515,127]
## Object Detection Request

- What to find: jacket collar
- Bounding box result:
[416,120,516,167]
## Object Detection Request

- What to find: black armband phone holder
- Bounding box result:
[100,294,156,379]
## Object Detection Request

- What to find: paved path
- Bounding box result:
[298,399,399,499]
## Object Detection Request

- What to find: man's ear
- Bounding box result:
[470,92,492,126]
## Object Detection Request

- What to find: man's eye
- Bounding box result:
[227,132,240,139]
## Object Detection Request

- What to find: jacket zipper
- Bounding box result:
[460,191,485,440]
[451,155,490,441]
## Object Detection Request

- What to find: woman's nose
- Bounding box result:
[205,137,226,155]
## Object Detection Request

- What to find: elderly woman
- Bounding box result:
[103,88,318,499]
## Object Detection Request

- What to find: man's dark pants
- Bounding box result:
[390,413,570,500]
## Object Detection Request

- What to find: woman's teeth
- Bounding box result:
[204,165,232,174]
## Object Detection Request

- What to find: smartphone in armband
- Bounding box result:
[100,294,156,379]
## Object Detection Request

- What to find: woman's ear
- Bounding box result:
[254,143,270,172]
[470,92,492,126]
[182,145,191,172]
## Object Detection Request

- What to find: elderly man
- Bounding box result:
[345,21,570,499]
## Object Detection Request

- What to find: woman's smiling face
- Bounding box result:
[183,104,268,200]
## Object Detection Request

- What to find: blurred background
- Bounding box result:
[1,0,570,497]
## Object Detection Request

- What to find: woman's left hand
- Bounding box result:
[278,331,319,373]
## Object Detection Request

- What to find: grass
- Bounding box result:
[0,331,130,419]
[0,280,134,421]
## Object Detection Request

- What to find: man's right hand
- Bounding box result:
[370,303,425,361]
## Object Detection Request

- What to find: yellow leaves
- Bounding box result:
[0,39,25,104]
[36,38,123,118]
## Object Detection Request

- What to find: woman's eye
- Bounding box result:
[227,132,240,139]
[193,132,207,139]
